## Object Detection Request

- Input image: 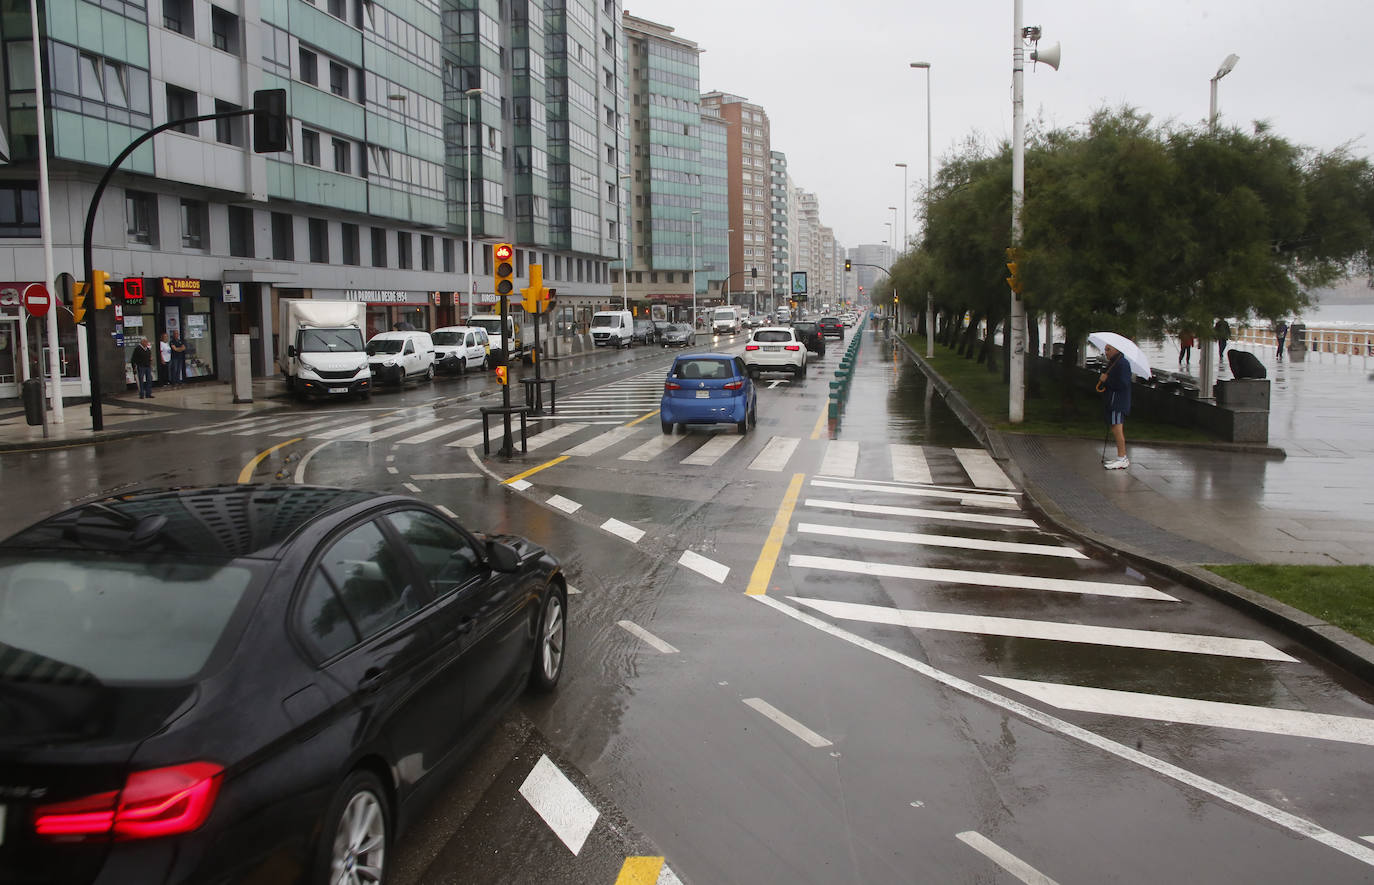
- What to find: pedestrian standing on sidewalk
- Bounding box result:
[1275,320,1289,358]
[1178,331,1194,369]
[131,337,154,399]
[1214,318,1231,364]
[1098,344,1132,470]
[158,333,172,386]
[169,332,187,385]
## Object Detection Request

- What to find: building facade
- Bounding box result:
[699,91,769,315]
[768,150,791,317]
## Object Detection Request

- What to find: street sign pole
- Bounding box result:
[22,283,52,438]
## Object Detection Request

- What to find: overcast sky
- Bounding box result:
[622,0,1374,251]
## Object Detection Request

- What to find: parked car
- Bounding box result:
[591,310,634,348]
[366,330,436,384]
[660,354,756,434]
[791,320,826,357]
[818,317,845,339]
[0,485,567,885]
[660,323,694,347]
[431,325,489,374]
[743,327,808,379]
[632,318,658,345]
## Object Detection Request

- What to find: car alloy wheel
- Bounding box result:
[530,589,566,692]
[321,772,388,885]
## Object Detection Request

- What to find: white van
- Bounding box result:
[712,306,744,335]
[365,330,436,385]
[431,326,489,374]
[591,310,634,348]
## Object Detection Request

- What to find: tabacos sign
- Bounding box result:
[161,277,201,296]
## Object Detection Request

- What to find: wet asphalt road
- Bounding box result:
[3,326,1374,883]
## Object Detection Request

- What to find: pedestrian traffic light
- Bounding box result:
[495,365,508,385]
[844,259,851,272]
[1005,247,1023,295]
[494,243,515,297]
[521,263,545,313]
[90,269,112,310]
[71,282,87,324]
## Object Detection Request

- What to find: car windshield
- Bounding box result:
[367,339,404,355]
[754,330,793,342]
[592,315,618,327]
[0,555,258,684]
[668,324,690,333]
[712,310,734,320]
[299,328,364,353]
[793,323,818,332]
[674,359,734,380]
[431,331,463,345]
[470,319,502,336]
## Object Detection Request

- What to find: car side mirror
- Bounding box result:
[486,539,521,573]
[287,344,297,357]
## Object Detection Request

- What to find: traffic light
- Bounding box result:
[1005,247,1023,295]
[71,282,87,324]
[494,243,515,298]
[91,269,112,310]
[253,88,289,153]
[495,365,508,385]
[844,259,852,272]
[520,263,545,313]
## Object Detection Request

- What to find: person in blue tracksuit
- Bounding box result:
[1099,344,1132,469]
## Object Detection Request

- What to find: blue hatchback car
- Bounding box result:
[660,354,757,434]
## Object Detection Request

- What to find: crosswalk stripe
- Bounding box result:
[890,444,933,484]
[819,440,860,478]
[270,415,358,436]
[524,423,590,451]
[815,474,1015,496]
[314,414,412,439]
[620,433,689,462]
[954,447,1016,490]
[518,755,600,856]
[681,434,743,465]
[359,415,441,441]
[788,554,1174,600]
[678,550,729,583]
[749,436,800,471]
[805,498,1037,528]
[797,522,1087,559]
[985,676,1374,746]
[172,414,276,434]
[563,426,641,457]
[447,428,488,448]
[788,597,1297,661]
[399,418,477,444]
[810,478,1018,510]
[231,415,314,435]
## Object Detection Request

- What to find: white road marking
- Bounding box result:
[621,433,688,461]
[956,832,1060,885]
[399,418,477,444]
[564,426,641,457]
[986,676,1374,747]
[538,418,634,424]
[316,415,411,440]
[402,482,421,493]
[806,498,1037,529]
[819,440,860,478]
[601,518,645,543]
[292,440,337,484]
[767,379,787,388]
[232,415,314,435]
[386,455,396,462]
[682,434,743,465]
[518,755,600,856]
[742,698,833,748]
[678,550,730,583]
[446,428,488,448]
[547,494,583,513]
[748,436,800,472]
[617,620,678,653]
[954,447,1017,490]
[507,479,532,491]
[360,415,443,442]
[798,522,1086,559]
[436,505,457,518]
[656,865,685,885]
[811,478,1018,509]
[1363,836,1374,845]
[752,594,1374,869]
[788,554,1174,601]
[566,585,580,595]
[524,423,591,451]
[890,443,933,484]
[170,414,272,434]
[788,596,1296,661]
[410,473,480,480]
[816,474,1014,496]
[270,416,358,436]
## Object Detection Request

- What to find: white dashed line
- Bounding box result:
[386,466,399,475]
[617,620,678,654]
[436,505,457,518]
[507,479,533,491]
[518,755,600,856]
[547,495,583,513]
[410,473,480,480]
[742,698,833,748]
[566,585,581,595]
[678,550,729,583]
[956,832,1060,885]
[601,518,645,543]
[402,482,421,493]
[386,455,396,462]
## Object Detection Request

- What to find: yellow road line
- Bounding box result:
[503,455,568,484]
[615,857,665,884]
[746,472,805,596]
[625,409,661,427]
[809,405,828,440]
[237,438,303,484]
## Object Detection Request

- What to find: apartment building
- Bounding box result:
[768,150,791,315]
[699,90,770,313]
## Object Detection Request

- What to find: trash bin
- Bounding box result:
[1288,323,1307,353]
[21,378,44,426]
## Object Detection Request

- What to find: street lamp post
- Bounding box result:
[894,163,908,252]
[691,209,700,342]
[911,61,934,357]
[464,86,483,324]
[619,173,631,310]
[1200,53,1238,400]
[725,228,734,306]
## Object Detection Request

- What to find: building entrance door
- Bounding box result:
[0,318,17,398]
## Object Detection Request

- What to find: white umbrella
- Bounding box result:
[1087,331,1152,379]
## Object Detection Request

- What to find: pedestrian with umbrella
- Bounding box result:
[1088,332,1152,470]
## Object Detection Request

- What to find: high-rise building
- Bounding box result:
[769,150,791,316]
[793,188,821,305]
[850,243,895,304]
[698,112,729,303]
[699,91,770,314]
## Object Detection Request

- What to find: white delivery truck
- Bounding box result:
[468,311,528,364]
[277,300,371,399]
[711,305,745,335]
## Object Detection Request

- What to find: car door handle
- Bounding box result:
[359,667,385,694]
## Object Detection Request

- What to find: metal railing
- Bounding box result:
[1233,324,1373,368]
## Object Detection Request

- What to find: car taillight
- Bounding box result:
[665,381,681,390]
[745,344,759,351]
[785,345,801,351]
[723,380,743,390]
[34,762,224,841]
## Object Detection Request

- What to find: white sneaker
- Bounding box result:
[1104,457,1130,470]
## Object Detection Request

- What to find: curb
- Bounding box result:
[897,335,1374,685]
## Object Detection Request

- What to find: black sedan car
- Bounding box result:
[791,321,826,357]
[817,317,845,339]
[0,485,567,885]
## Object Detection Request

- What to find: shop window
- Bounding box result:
[214,99,243,146]
[180,199,207,250]
[308,218,329,263]
[163,0,192,35]
[341,223,360,266]
[210,6,239,54]
[371,228,387,266]
[125,191,156,245]
[228,206,253,257]
[271,212,294,260]
[165,85,197,134]
[420,235,433,271]
[0,184,40,237]
[396,231,412,269]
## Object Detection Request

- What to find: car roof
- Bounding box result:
[433,325,480,333]
[753,326,796,333]
[0,485,398,560]
[369,330,429,340]
[673,353,736,362]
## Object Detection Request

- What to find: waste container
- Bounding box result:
[22,378,44,426]
[1288,323,1307,353]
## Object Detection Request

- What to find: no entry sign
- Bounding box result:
[23,283,51,317]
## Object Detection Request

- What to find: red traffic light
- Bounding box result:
[494,243,513,262]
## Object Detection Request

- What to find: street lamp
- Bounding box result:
[911,61,934,356]
[618,172,631,310]
[894,162,908,252]
[691,209,701,340]
[1209,53,1239,131]
[463,86,483,323]
[726,228,735,305]
[1200,53,1238,399]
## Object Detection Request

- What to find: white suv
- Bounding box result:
[743,327,807,379]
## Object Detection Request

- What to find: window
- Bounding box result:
[210,6,239,54]
[385,510,480,598]
[0,183,40,237]
[214,99,243,146]
[329,61,347,97]
[163,0,192,35]
[371,227,387,266]
[396,232,412,269]
[304,521,423,649]
[332,137,350,173]
[341,223,360,266]
[271,212,294,260]
[420,235,433,271]
[125,191,156,245]
[165,85,197,134]
[442,238,454,273]
[301,129,320,166]
[299,47,317,86]
[327,0,346,20]
[308,218,328,263]
[228,206,253,257]
[180,199,206,249]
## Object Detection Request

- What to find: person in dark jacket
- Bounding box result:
[1098,344,1132,469]
[130,337,154,399]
